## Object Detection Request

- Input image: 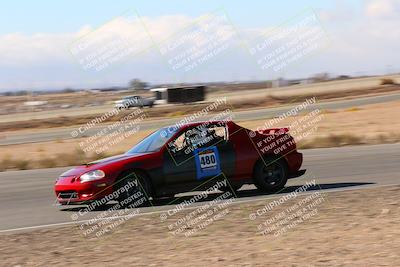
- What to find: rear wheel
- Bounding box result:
[114,170,151,208]
[254,157,288,193]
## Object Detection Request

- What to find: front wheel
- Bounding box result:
[114,171,151,208]
[254,157,288,193]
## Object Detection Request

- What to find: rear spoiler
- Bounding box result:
[257,127,289,135]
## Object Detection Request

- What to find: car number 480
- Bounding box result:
[199,153,217,169]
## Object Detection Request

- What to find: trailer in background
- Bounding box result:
[150,85,206,105]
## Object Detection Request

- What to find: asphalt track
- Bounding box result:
[2,92,400,145]
[0,143,399,233]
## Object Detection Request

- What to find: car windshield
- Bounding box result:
[126,127,178,154]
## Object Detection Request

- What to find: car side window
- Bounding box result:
[167,124,228,155]
[167,129,192,154]
[186,124,228,148]
[202,125,227,147]
[171,132,186,152]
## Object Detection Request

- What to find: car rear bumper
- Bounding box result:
[288,169,307,179]
[285,150,303,174]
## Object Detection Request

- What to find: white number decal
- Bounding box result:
[199,152,217,169]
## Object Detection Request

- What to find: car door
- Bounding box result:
[196,123,235,180]
[162,124,236,185]
[187,123,235,182]
[162,128,197,184]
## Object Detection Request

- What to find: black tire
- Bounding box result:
[114,170,151,208]
[253,157,288,193]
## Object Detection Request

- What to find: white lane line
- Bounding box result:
[0,182,399,234]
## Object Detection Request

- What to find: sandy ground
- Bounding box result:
[1,185,399,266]
[1,99,400,170]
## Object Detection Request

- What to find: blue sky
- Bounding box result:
[0,0,399,91]
[0,0,360,34]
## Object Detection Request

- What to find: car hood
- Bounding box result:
[59,152,151,177]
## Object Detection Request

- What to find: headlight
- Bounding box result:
[80,170,105,183]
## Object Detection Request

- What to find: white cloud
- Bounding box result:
[0,15,196,68]
[365,0,400,19]
[1,7,400,91]
[0,32,72,66]
[318,0,355,22]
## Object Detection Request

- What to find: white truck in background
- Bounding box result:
[114,95,155,109]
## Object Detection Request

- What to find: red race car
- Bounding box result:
[55,120,304,206]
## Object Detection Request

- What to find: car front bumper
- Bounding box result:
[54,176,113,205]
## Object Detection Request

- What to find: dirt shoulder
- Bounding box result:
[1,185,399,266]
